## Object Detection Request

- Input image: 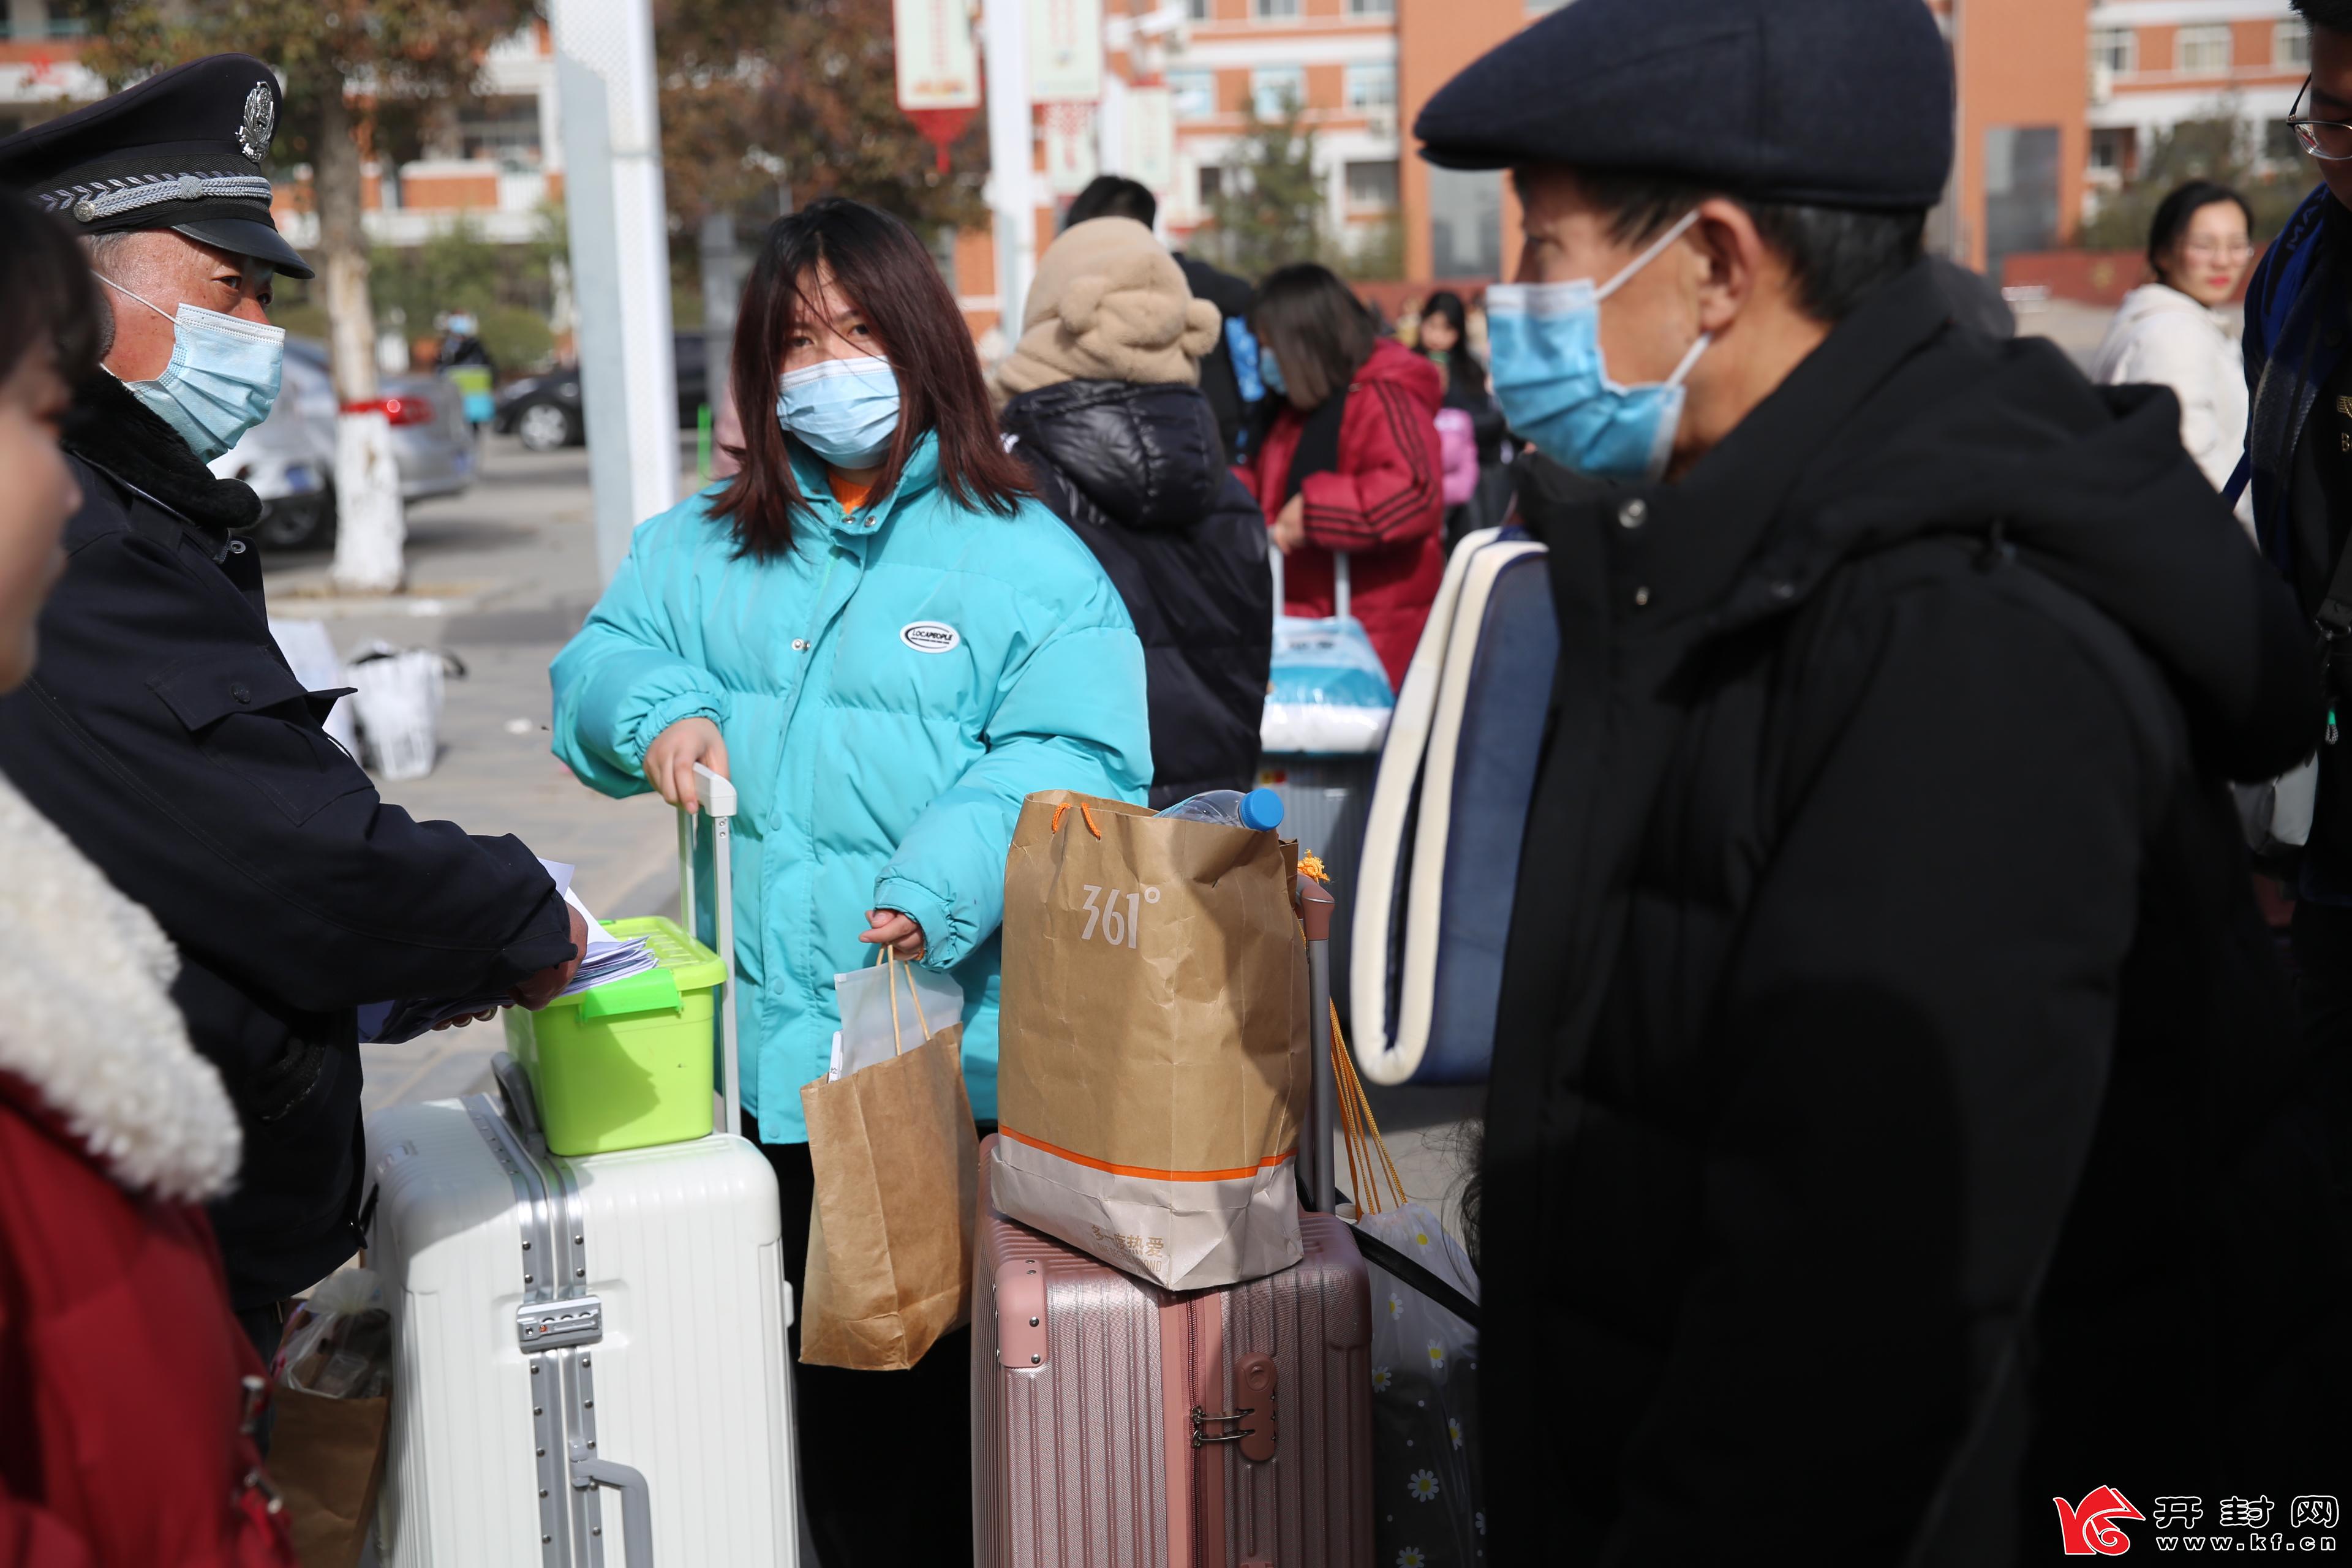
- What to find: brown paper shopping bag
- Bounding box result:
[993,791,1309,1290]
[798,956,979,1370]
[270,1385,389,1568]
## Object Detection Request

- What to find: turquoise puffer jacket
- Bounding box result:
[551,435,1152,1142]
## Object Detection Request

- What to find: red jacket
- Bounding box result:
[1244,337,1447,685]
[0,1077,294,1568]
[0,769,295,1568]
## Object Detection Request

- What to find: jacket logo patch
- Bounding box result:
[901,621,960,654]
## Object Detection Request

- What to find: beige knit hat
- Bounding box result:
[992,217,1223,404]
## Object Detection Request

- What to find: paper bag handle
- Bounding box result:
[874,947,935,1055]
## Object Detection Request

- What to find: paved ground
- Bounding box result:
[266,437,1484,1229]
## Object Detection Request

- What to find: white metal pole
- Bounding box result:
[984,0,1037,340]
[550,0,681,584]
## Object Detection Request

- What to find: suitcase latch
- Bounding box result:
[516,1295,604,1351]
[1191,1352,1278,1462]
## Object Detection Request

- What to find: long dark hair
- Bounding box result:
[0,192,104,388]
[2146,179,2253,291]
[1251,263,1374,409]
[714,198,1028,557]
[1416,289,1483,402]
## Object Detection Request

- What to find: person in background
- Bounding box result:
[1419,0,2335,1555]
[1416,288,1513,542]
[435,310,497,429]
[0,192,299,1568]
[1242,263,1445,687]
[1063,175,1259,462]
[550,197,1150,1567]
[2091,179,2255,507]
[995,217,1273,808]
[0,57,586,1376]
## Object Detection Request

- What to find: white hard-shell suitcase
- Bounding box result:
[364,767,799,1566]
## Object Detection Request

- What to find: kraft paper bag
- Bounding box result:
[799,958,979,1370]
[994,791,1309,1291]
[271,1386,389,1568]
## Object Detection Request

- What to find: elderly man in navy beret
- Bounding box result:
[1423,0,2343,1555]
[0,56,589,1377]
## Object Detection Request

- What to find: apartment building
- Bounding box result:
[2087,1,2307,191]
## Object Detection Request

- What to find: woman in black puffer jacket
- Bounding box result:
[995,218,1272,807]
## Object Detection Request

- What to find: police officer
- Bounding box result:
[0,56,587,1365]
[1418,0,2342,1555]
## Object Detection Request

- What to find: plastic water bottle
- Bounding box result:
[1155,787,1284,831]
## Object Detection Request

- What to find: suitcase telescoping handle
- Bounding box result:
[1269,538,1351,623]
[676,763,742,1138]
[1300,874,1338,1215]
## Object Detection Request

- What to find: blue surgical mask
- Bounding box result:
[1259,346,1287,399]
[776,357,901,469]
[99,275,284,463]
[1485,209,1710,483]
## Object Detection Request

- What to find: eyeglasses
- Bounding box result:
[2181,239,2256,261]
[2289,76,2352,161]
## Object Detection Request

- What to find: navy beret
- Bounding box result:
[0,53,311,278]
[1414,0,1953,212]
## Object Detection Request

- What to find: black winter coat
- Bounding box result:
[1483,262,2348,1562]
[1175,254,1255,464]
[0,378,575,1308]
[1001,379,1272,808]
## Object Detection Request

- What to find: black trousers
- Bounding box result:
[747,1119,975,1568]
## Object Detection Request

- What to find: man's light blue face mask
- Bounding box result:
[1483,209,1711,483]
[99,273,284,464]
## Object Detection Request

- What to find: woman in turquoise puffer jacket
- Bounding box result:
[548,199,1150,1567]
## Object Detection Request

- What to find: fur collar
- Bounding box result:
[0,774,241,1201]
[63,372,263,539]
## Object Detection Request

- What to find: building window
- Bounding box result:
[2279,22,2313,69]
[1187,0,1210,20]
[1250,66,1305,118]
[1199,165,1224,205]
[1526,0,1569,12]
[1254,0,1298,21]
[1985,124,2060,282]
[1344,64,1395,112]
[1429,167,1502,279]
[1349,0,1393,15]
[2089,126,2136,178]
[2090,28,2136,75]
[2177,24,2231,75]
[458,97,542,170]
[1346,159,1398,211]
[1169,70,1216,121]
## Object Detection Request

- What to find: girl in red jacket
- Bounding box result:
[0,194,296,1568]
[1242,263,1447,685]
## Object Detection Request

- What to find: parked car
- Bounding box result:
[213,339,478,551]
[492,333,713,453]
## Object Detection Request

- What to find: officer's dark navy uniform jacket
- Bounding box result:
[0,379,571,1308]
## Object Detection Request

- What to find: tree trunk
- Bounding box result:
[319,79,407,595]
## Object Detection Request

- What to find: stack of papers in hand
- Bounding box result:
[358,862,659,1044]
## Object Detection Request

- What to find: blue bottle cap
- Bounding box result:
[1239,787,1284,832]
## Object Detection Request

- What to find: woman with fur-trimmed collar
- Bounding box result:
[0,193,296,1567]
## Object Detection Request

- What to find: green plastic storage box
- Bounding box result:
[503,915,729,1156]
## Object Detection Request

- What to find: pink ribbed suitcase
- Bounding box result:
[973,1164,1373,1568]
[973,876,1373,1568]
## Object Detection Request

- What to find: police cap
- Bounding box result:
[0,53,312,279]
[1414,0,1953,212]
